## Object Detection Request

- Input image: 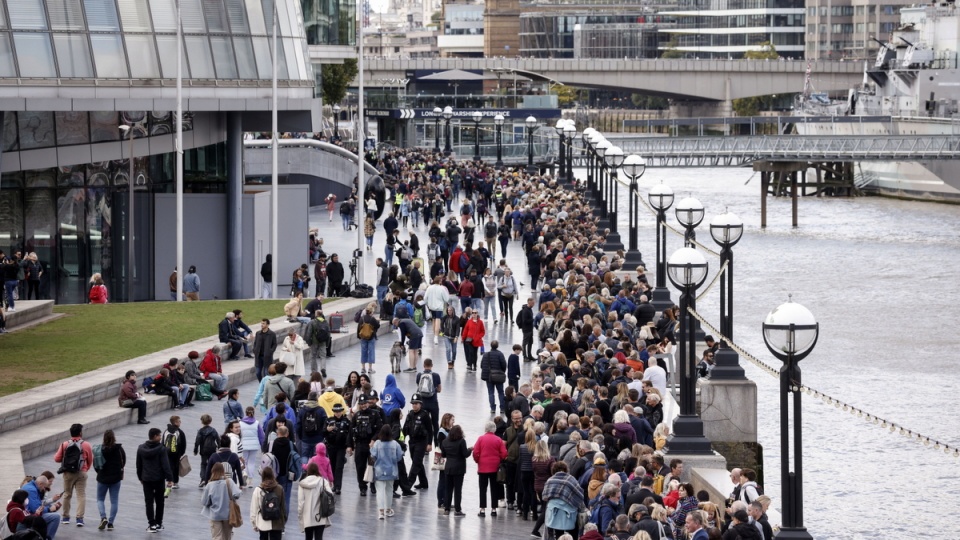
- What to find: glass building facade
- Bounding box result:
[302,0,356,46]
[520,11,671,59]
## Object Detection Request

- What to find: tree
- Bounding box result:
[321,58,358,106]
[555,85,579,107]
[660,36,684,59]
[733,42,779,116]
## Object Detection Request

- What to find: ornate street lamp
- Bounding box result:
[494,114,505,169]
[554,119,569,185]
[472,111,483,161]
[595,138,611,227]
[442,105,454,156]
[648,183,674,312]
[564,121,577,185]
[666,247,713,454]
[762,299,818,540]
[709,211,746,380]
[582,128,597,195]
[525,115,539,174]
[603,145,625,251]
[620,154,646,267]
[332,104,341,139]
[675,197,705,248]
[433,106,442,152]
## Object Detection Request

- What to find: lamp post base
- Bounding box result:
[774,528,814,540]
[666,415,714,455]
[710,347,747,380]
[596,218,611,230]
[623,250,645,268]
[650,286,673,312]
[603,232,625,252]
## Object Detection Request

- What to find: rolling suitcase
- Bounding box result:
[330,311,346,333]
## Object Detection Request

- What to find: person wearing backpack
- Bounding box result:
[195,414,221,488]
[296,393,328,462]
[346,396,383,497]
[305,312,333,377]
[162,416,188,490]
[93,430,125,531]
[53,423,94,527]
[297,463,332,539]
[356,307,381,375]
[249,466,286,539]
[415,359,442,443]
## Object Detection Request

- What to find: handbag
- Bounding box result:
[195,383,214,401]
[363,464,375,484]
[490,369,506,385]
[496,463,507,483]
[226,479,243,528]
[577,508,591,529]
[430,451,446,471]
[368,441,377,467]
[179,454,192,477]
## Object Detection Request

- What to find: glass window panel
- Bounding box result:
[274,35,287,79]
[54,33,94,77]
[246,0,266,34]
[180,0,206,32]
[90,34,129,78]
[89,111,119,142]
[9,0,48,30]
[84,0,122,31]
[14,33,57,77]
[288,0,304,38]
[276,0,292,36]
[126,34,160,78]
[2,112,19,151]
[224,0,249,33]
[291,37,306,79]
[118,0,153,32]
[233,36,256,78]
[252,36,271,78]
[261,0,275,33]
[185,36,214,77]
[149,0,178,31]
[0,3,6,30]
[155,34,185,78]
[210,35,237,78]
[48,0,86,31]
[0,33,15,77]
[55,112,90,145]
[202,0,229,32]
[18,112,56,150]
[283,37,297,79]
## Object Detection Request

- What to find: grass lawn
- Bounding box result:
[0,299,337,397]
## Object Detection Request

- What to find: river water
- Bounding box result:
[606,167,960,538]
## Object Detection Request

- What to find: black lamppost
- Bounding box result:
[443,105,453,156]
[433,106,442,152]
[494,114,504,169]
[564,121,576,185]
[603,145,625,251]
[666,247,713,454]
[594,138,611,229]
[583,128,597,197]
[525,115,538,175]
[762,299,818,540]
[472,111,483,161]
[675,197,706,342]
[648,183,674,312]
[332,104,341,139]
[709,211,746,380]
[620,154,646,267]
[554,119,567,185]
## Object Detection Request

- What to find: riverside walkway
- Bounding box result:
[20,186,678,539]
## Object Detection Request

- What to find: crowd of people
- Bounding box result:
[6,149,771,540]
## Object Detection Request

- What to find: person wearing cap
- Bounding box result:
[324,403,352,495]
[347,394,383,497]
[402,394,434,491]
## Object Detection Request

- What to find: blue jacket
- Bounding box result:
[594,498,619,535]
[264,405,297,430]
[507,354,521,381]
[381,375,406,416]
[23,480,50,514]
[370,440,404,481]
[393,299,413,319]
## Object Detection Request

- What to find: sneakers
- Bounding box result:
[147,525,158,533]
[198,481,207,488]
[76,518,84,527]
[98,518,108,530]
[454,511,466,517]
[434,336,439,345]
[61,517,70,524]
[402,368,417,373]
[138,419,151,424]
[107,523,114,531]
[156,525,165,532]
[386,509,395,517]
[172,484,179,490]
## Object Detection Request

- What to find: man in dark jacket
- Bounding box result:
[632,295,656,327]
[516,297,536,361]
[218,312,242,360]
[136,428,174,533]
[296,392,328,462]
[325,254,345,297]
[628,504,663,539]
[479,340,507,414]
[402,394,434,490]
[624,474,664,509]
[252,319,278,381]
[348,395,383,496]
[324,403,352,494]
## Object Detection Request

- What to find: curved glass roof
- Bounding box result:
[0,0,311,81]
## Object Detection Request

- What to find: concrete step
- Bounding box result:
[3,300,54,330]
[4,313,65,333]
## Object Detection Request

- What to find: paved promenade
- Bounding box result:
[24,192,654,539]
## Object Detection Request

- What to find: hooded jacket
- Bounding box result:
[317,389,347,417]
[136,440,173,482]
[380,374,406,416]
[302,442,334,481]
[297,474,333,531]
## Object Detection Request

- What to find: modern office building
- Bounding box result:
[0,0,352,304]
[804,0,910,60]
[439,0,483,57]
[659,0,805,59]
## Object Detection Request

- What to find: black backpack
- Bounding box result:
[318,485,336,519]
[302,408,321,436]
[485,221,497,238]
[200,429,219,457]
[260,488,283,521]
[59,440,84,474]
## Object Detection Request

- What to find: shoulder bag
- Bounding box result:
[226,479,243,528]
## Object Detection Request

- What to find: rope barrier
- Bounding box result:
[696,260,728,302]
[685,307,960,460]
[636,193,721,257]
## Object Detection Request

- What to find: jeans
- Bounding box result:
[277,476,293,520]
[499,237,509,258]
[208,373,228,393]
[360,338,376,365]
[486,381,505,412]
[376,286,388,307]
[31,513,60,539]
[443,337,458,365]
[384,245,394,266]
[61,470,87,519]
[471,298,483,313]
[4,280,16,310]
[482,296,497,319]
[174,385,192,406]
[261,281,272,299]
[436,471,447,507]
[96,481,121,524]
[142,480,166,527]
[341,214,351,230]
[376,479,393,511]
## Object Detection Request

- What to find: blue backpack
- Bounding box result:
[141,376,156,394]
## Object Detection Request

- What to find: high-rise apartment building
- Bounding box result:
[805,0,911,60]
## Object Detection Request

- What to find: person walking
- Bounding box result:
[369,425,404,520]
[249,467,287,540]
[479,340,508,415]
[195,414,221,488]
[53,423,94,527]
[472,421,507,518]
[136,428,174,533]
[239,407,264,482]
[200,462,241,540]
[440,425,471,517]
[357,307,380,375]
[297,463,333,539]
[401,394,434,492]
[94,430,125,531]
[323,404,351,495]
[460,310,485,372]
[162,416,187,490]
[183,265,201,300]
[252,319,278,382]
[260,254,273,299]
[517,297,536,362]
[439,306,461,368]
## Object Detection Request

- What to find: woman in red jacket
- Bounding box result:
[471,421,506,517]
[88,273,108,304]
[460,310,485,371]
[5,490,29,533]
[199,347,229,399]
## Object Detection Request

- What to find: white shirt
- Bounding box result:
[642,365,667,397]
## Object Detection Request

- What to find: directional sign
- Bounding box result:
[399,109,415,119]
